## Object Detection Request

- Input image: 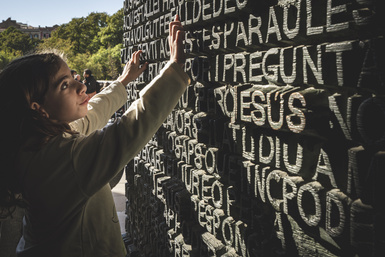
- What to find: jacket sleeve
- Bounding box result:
[70,61,190,196]
[69,81,128,135]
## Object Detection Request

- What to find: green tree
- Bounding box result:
[86,12,109,53]
[61,18,85,54]
[0,27,39,69]
[2,9,125,78]
[0,51,15,70]
[60,9,124,80]
[48,12,109,56]
[98,8,124,48]
[37,37,73,57]
[85,44,123,80]
[67,52,91,79]
[87,8,124,80]
[0,27,38,55]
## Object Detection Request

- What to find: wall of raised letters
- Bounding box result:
[120,0,384,256]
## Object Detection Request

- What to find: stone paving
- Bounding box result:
[111,174,126,233]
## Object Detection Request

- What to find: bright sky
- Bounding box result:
[0,0,124,27]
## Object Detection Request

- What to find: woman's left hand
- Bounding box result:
[118,50,148,86]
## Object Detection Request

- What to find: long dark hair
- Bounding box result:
[0,52,77,218]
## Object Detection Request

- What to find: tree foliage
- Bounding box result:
[0,27,39,69]
[1,8,124,79]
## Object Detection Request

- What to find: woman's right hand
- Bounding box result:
[118,50,148,86]
[118,15,185,86]
[169,15,185,67]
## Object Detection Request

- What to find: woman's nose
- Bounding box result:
[76,81,87,94]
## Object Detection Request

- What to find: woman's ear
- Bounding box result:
[30,102,49,118]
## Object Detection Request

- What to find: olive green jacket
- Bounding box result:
[16,62,190,257]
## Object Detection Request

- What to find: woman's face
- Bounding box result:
[39,60,89,123]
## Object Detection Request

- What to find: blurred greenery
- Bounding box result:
[0,8,124,80]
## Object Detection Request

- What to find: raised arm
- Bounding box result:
[118,50,148,86]
[70,51,148,134]
[169,15,185,67]
[71,15,190,194]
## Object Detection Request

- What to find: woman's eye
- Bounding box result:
[61,82,68,90]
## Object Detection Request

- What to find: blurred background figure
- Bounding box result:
[83,69,100,98]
